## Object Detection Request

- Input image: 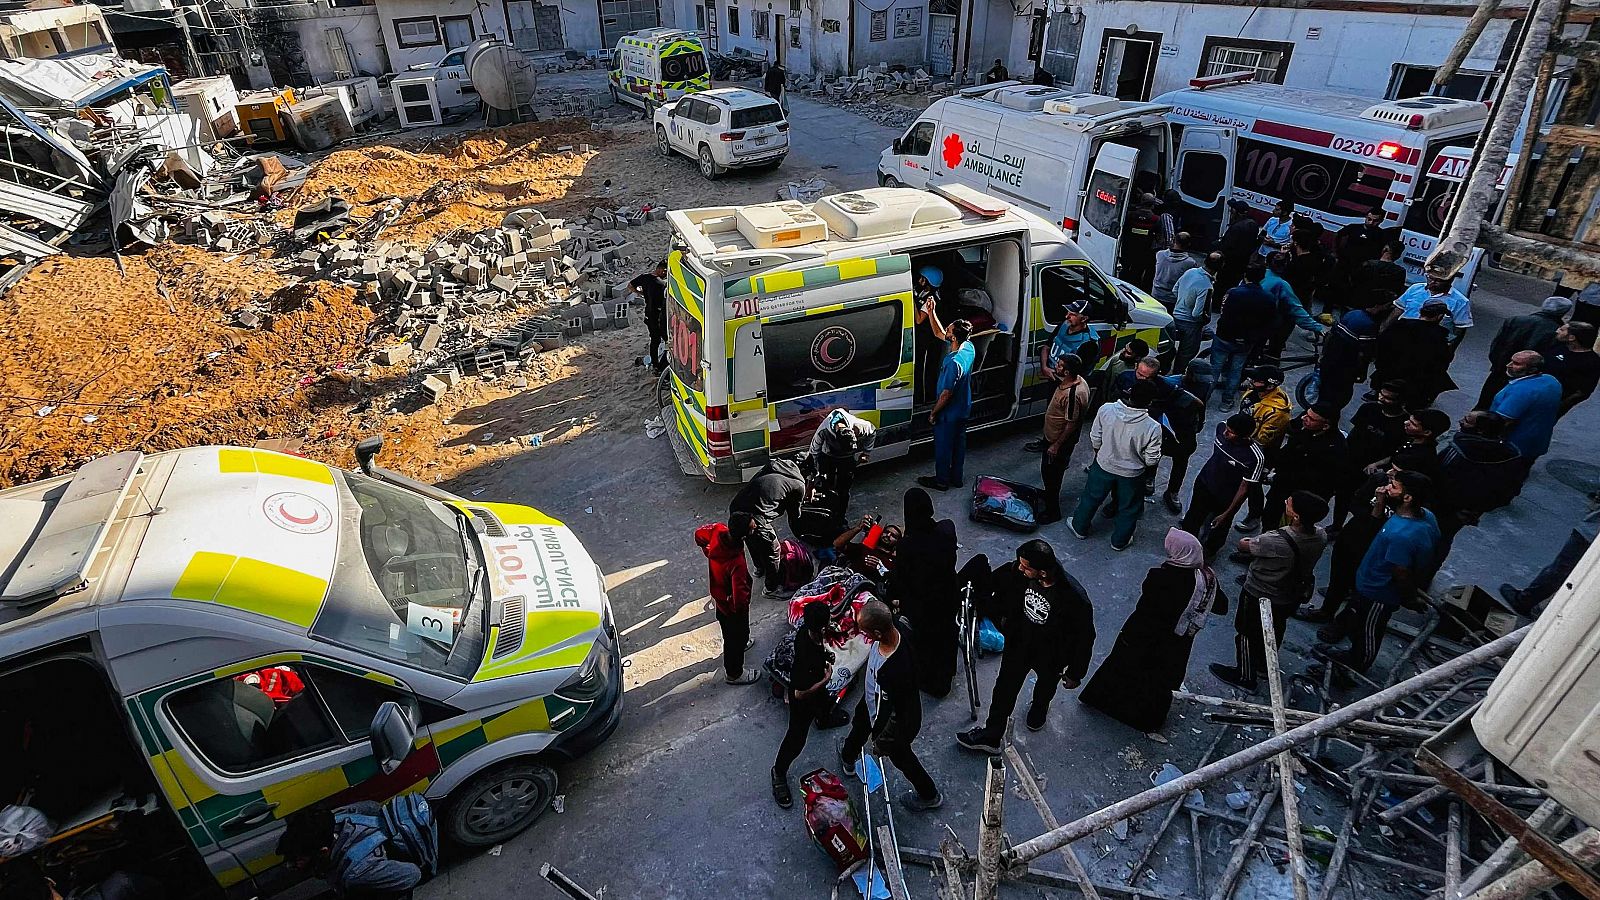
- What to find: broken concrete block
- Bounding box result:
[561,267,584,285]
[378,344,414,366]
[490,274,517,293]
[236,309,260,329]
[362,282,382,304]
[391,269,417,291]
[450,263,469,282]
[394,309,413,330]
[465,262,489,286]
[439,370,462,388]
[418,323,443,352]
[422,374,449,403]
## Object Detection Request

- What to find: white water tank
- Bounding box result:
[465,39,536,116]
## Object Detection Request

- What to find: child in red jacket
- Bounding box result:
[696,514,759,684]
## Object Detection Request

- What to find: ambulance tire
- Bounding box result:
[698,145,723,180]
[880,174,901,188]
[655,366,674,413]
[444,762,558,848]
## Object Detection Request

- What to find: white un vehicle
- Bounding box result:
[654,87,789,179]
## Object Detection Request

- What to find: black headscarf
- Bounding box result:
[904,487,935,532]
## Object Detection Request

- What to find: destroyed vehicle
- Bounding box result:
[609,27,710,110]
[654,87,789,179]
[0,441,621,897]
[659,185,1171,484]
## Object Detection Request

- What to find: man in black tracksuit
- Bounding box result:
[728,457,807,595]
[956,540,1095,753]
[840,600,943,811]
[629,261,669,374]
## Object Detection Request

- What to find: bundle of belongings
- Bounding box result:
[765,567,880,697]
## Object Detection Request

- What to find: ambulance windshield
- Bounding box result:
[315,472,488,679]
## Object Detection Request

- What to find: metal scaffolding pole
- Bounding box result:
[1003,627,1529,869]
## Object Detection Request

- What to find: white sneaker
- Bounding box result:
[726,668,761,685]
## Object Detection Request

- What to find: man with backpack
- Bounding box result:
[278,795,438,899]
[696,517,760,684]
[808,408,876,512]
[1211,491,1330,691]
[729,457,808,597]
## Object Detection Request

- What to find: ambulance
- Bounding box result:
[1156,73,1492,287]
[876,83,1174,279]
[0,441,620,897]
[609,27,711,111]
[658,185,1173,484]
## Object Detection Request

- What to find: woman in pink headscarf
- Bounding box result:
[1079,528,1220,739]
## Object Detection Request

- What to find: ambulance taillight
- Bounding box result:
[1061,216,1079,236]
[706,405,732,457]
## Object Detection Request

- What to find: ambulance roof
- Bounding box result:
[0,446,343,636]
[620,27,701,47]
[1158,82,1488,133]
[940,84,1170,134]
[670,186,1083,275]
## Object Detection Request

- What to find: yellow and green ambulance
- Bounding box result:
[658,184,1173,483]
[0,440,620,896]
[609,27,710,111]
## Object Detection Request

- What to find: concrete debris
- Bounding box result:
[777,178,834,204]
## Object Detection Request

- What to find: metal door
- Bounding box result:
[1172,125,1235,250]
[928,15,955,76]
[1077,142,1138,276]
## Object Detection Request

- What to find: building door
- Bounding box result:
[600,0,660,50]
[775,14,785,66]
[324,27,354,78]
[928,14,956,76]
[1095,30,1159,100]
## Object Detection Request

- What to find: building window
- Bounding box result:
[1387,64,1501,101]
[696,4,706,29]
[439,15,475,49]
[705,4,718,48]
[790,24,800,48]
[1198,37,1293,83]
[393,16,441,49]
[728,5,740,34]
[1042,11,1083,85]
[754,9,768,39]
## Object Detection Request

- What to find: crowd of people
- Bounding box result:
[676,201,1597,819]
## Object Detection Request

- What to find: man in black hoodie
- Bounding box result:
[955,540,1095,754]
[729,457,807,596]
[840,599,943,811]
[1433,410,1527,557]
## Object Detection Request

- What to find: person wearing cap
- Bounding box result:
[1392,274,1474,352]
[808,408,876,512]
[1040,298,1101,385]
[1372,299,1456,409]
[1236,364,1292,532]
[1066,379,1164,550]
[913,265,948,403]
[1211,261,1278,409]
[919,310,976,492]
[1475,295,1573,410]
[1180,411,1267,558]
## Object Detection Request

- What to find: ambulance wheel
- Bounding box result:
[881,174,901,188]
[445,762,558,848]
[698,145,723,180]
[655,365,674,412]
[657,126,673,158]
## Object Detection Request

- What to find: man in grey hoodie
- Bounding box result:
[1067,379,1165,550]
[1151,232,1200,310]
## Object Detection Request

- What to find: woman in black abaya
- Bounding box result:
[888,487,959,696]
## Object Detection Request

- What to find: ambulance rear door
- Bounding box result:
[739,255,917,456]
[1171,125,1235,247]
[1077,143,1138,276]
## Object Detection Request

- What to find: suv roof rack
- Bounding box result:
[0,451,142,605]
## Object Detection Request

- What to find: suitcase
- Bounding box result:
[969,475,1044,532]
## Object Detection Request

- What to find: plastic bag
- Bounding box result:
[0,804,52,856]
[977,618,1005,655]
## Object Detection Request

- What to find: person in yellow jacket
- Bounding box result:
[1237,365,1293,532]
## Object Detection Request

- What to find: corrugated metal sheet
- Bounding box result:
[0,180,91,231]
[0,223,59,260]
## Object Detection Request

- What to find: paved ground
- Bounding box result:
[414,95,1600,899]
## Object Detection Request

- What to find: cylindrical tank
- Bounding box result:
[465,39,537,116]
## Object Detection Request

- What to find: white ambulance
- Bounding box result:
[1156,73,1491,287]
[876,83,1173,279]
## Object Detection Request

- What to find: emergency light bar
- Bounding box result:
[1188,71,1256,90]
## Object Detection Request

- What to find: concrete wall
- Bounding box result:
[1052,0,1517,101]
[694,0,923,77]
[849,0,932,70]
[0,4,114,60]
[375,0,506,72]
[245,5,389,87]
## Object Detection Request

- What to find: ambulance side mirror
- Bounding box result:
[370,701,416,775]
[892,137,902,154]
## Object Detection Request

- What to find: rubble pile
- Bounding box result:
[790,65,946,129]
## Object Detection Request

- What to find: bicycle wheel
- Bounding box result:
[1295,369,1322,408]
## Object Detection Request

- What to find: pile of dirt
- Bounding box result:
[0,246,372,486]
[290,119,631,243]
